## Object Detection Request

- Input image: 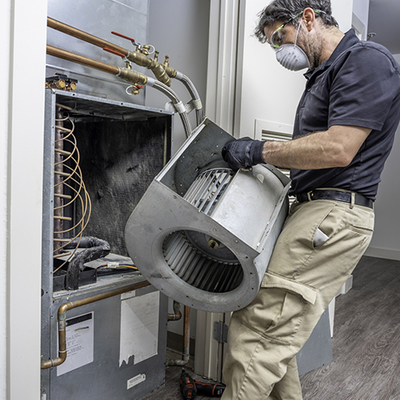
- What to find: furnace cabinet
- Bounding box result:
[41,89,173,400]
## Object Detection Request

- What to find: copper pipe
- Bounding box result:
[47,17,128,56]
[54,193,72,199]
[166,305,191,366]
[54,125,73,132]
[55,149,72,156]
[53,252,72,259]
[182,306,191,362]
[53,216,72,221]
[47,17,173,86]
[47,44,119,75]
[54,108,64,254]
[46,45,148,86]
[41,280,151,369]
[54,170,72,177]
[168,300,182,321]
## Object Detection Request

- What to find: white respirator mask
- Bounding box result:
[275,22,310,71]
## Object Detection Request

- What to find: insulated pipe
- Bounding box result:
[64,237,111,290]
[47,16,172,86]
[148,78,192,137]
[41,280,151,369]
[175,72,204,126]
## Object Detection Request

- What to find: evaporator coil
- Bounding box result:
[125,119,290,312]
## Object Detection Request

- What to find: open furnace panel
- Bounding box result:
[41,89,172,400]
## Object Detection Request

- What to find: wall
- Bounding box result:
[147,0,210,153]
[352,0,369,39]
[236,0,353,140]
[1,0,47,399]
[146,0,211,338]
[365,52,400,261]
[0,2,10,396]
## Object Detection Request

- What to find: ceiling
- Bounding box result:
[367,0,400,54]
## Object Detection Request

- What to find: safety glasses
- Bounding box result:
[268,9,325,50]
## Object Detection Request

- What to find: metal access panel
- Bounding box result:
[41,89,173,399]
[42,280,168,400]
[46,0,149,104]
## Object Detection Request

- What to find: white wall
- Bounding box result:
[365,53,400,261]
[352,0,369,39]
[146,0,210,153]
[236,0,354,140]
[147,0,211,338]
[1,0,47,399]
[0,2,11,396]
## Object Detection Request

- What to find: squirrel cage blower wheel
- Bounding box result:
[124,119,290,313]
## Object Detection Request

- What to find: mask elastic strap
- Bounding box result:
[294,19,302,47]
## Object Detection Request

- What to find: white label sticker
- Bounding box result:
[121,290,136,300]
[127,373,146,389]
[57,312,94,376]
[119,291,160,366]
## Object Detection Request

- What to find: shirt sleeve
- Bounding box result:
[328,43,400,130]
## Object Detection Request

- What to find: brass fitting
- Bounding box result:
[118,68,148,85]
[141,44,151,56]
[126,50,171,86]
[67,81,77,91]
[129,84,143,95]
[163,56,177,79]
[56,79,66,89]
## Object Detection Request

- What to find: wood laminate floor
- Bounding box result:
[144,256,400,400]
[300,256,400,399]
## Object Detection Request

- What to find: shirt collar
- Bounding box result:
[304,28,360,80]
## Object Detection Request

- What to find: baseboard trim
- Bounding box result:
[167,331,195,357]
[364,247,400,261]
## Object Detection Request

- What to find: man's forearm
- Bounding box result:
[261,131,345,169]
[262,125,371,170]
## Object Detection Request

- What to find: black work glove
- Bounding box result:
[221,137,264,170]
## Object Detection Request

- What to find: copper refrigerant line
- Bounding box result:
[41,282,192,369]
[46,17,204,132]
[53,104,91,272]
[41,280,151,369]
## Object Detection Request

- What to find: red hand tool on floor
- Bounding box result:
[180,369,226,399]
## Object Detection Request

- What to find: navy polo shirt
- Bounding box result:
[289,29,400,201]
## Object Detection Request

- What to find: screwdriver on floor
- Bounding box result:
[180,369,226,399]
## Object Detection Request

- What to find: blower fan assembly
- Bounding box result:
[125,119,290,312]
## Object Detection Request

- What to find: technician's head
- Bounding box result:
[255,0,338,71]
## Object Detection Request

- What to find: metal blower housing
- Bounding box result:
[125,119,290,312]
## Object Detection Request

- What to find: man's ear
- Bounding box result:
[302,8,316,32]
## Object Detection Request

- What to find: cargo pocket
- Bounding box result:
[260,272,318,344]
[261,272,317,305]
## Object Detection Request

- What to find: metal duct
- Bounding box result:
[125,119,290,312]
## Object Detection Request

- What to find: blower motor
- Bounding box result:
[124,119,290,312]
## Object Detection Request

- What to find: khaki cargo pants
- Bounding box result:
[221,199,374,400]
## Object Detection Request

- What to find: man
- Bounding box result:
[221,1,400,399]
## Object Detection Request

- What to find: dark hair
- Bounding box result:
[255,0,338,43]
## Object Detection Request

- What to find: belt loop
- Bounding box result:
[350,192,355,209]
[307,191,312,201]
